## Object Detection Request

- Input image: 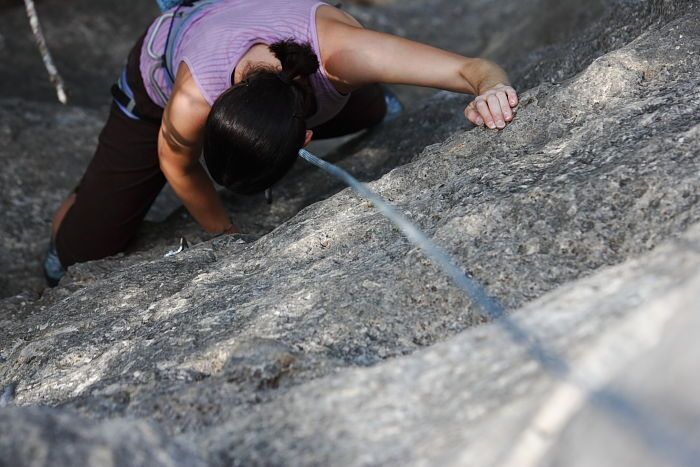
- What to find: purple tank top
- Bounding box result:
[139,0,349,127]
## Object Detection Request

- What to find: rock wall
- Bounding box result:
[1,0,698,466]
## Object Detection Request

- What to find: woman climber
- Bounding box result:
[44,0,519,285]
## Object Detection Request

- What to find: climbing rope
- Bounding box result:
[299,148,700,467]
[299,149,506,319]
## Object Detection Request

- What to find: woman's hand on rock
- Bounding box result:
[465,84,518,130]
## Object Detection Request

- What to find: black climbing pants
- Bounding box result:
[55,34,387,268]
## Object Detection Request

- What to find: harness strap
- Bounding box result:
[159,0,218,89]
[111,69,141,121]
[113,0,216,118]
[111,69,162,123]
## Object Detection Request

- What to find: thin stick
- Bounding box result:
[23,0,68,104]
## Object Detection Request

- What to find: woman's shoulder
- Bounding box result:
[315,3,364,63]
[169,62,211,125]
[314,4,365,95]
[316,3,363,29]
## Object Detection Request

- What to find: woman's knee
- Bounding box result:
[54,195,144,268]
[55,222,136,268]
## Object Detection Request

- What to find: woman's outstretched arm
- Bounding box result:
[322,22,518,130]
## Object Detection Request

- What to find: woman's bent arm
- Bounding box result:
[158,136,233,234]
[322,22,518,129]
[158,66,237,234]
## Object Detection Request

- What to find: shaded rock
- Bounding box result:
[201,224,700,467]
[0,0,157,108]
[344,0,694,106]
[0,406,204,467]
[0,383,15,407]
[0,0,611,298]
[0,100,103,298]
[542,277,700,467]
[2,0,696,299]
[0,1,699,466]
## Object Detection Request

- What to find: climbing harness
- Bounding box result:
[112,0,217,115]
[147,0,219,103]
[147,0,342,104]
[155,0,185,12]
[111,69,142,120]
[114,0,345,117]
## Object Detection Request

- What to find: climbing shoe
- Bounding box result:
[383,86,404,123]
[43,240,65,287]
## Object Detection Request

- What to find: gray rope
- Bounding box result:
[299,149,505,320]
[298,148,700,467]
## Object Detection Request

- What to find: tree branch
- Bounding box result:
[23,0,68,104]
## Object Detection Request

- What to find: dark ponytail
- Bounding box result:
[203,40,320,195]
[270,39,320,83]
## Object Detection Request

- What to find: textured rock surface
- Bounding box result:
[3,226,699,466]
[0,0,157,108]
[1,0,699,465]
[1,0,695,298]
[0,101,103,297]
[199,224,700,466]
[0,406,205,467]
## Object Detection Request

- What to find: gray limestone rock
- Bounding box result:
[0,406,205,467]
[200,223,700,467]
[1,0,699,466]
[0,0,157,108]
[0,101,103,298]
